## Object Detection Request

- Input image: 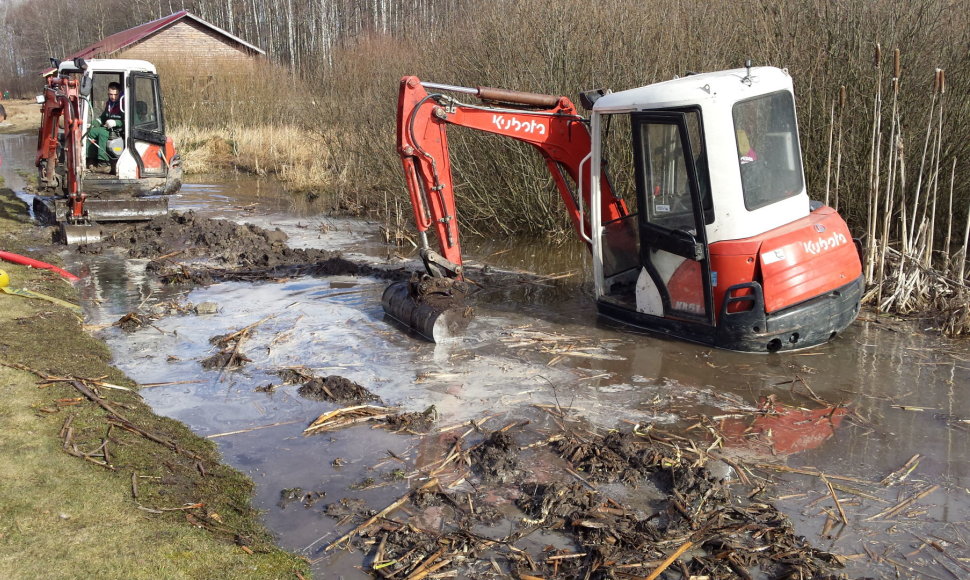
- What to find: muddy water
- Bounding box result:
[3,133,969,578]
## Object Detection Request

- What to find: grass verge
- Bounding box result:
[0,189,309,579]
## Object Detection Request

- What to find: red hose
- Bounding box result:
[0,250,81,282]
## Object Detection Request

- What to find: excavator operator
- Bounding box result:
[86,82,124,170]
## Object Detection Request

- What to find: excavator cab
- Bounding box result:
[78,62,176,187]
[589,67,862,351]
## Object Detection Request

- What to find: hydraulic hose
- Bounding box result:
[0,250,81,282]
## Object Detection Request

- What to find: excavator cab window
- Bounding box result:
[89,73,124,131]
[733,91,803,210]
[641,123,695,231]
[600,112,640,279]
[636,109,711,229]
[129,73,166,145]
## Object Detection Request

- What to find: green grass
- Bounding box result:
[0,188,309,579]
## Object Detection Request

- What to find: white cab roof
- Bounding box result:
[84,59,157,74]
[57,58,158,76]
[592,67,793,113]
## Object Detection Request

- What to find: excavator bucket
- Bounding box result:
[34,196,169,244]
[381,277,473,342]
[61,223,108,245]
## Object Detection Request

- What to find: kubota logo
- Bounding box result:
[492,114,547,135]
[803,232,847,255]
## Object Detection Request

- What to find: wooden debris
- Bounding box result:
[644,540,693,580]
[70,380,204,463]
[206,419,303,439]
[865,484,941,521]
[754,462,875,484]
[326,478,439,551]
[880,453,921,486]
[304,405,397,435]
[820,475,849,525]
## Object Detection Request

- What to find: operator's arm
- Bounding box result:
[100,103,123,130]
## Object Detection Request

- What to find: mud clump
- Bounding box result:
[470,430,520,484]
[279,366,384,406]
[324,497,371,521]
[201,326,258,370]
[277,487,325,510]
[151,263,214,285]
[382,408,437,434]
[118,211,311,267]
[200,349,252,370]
[275,367,314,384]
[296,375,382,405]
[113,312,154,333]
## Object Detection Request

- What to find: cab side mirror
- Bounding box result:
[579,88,610,112]
[79,75,93,98]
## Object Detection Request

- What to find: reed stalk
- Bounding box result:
[959,195,970,284]
[909,70,941,252]
[834,86,846,212]
[943,157,956,266]
[925,70,945,268]
[866,44,883,283]
[824,99,835,207]
[875,51,901,306]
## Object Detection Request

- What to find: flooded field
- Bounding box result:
[3,132,969,578]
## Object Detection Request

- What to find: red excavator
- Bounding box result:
[384,65,864,353]
[34,57,182,244]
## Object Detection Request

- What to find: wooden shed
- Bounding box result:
[64,10,264,72]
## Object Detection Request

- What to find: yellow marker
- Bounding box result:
[0,268,82,315]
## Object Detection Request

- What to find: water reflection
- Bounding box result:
[718,401,849,456]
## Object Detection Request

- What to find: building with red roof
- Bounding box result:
[62,10,264,69]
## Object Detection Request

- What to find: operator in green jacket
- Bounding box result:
[86,82,124,168]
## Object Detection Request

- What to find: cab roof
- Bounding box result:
[592,66,793,114]
[50,58,157,77]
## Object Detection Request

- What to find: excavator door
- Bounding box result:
[630,110,714,325]
[125,72,170,177]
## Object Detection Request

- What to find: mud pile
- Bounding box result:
[81,211,406,283]
[298,376,382,405]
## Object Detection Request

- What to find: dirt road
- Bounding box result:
[0,99,37,136]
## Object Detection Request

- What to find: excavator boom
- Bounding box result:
[396,76,628,275]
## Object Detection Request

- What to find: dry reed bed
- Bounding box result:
[159,0,968,334]
[168,124,349,194]
[838,47,970,336]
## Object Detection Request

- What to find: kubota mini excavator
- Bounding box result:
[384,65,864,353]
[34,58,182,244]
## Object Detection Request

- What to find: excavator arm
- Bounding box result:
[36,75,86,219]
[396,76,629,278]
